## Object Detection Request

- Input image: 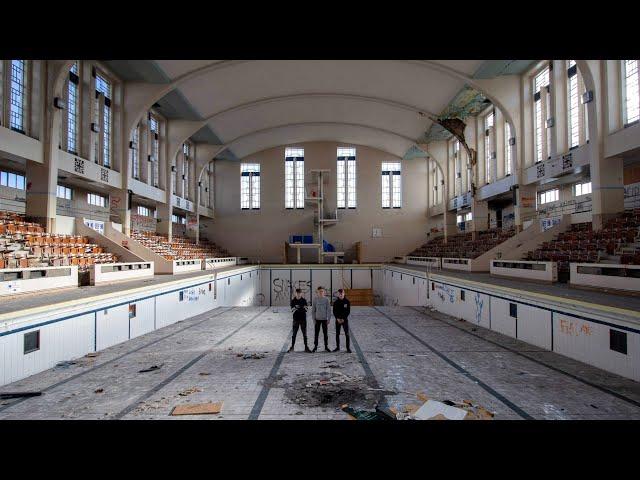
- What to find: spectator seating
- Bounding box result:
[0,211,118,271]
[409,227,516,259]
[524,209,640,273]
[129,230,230,261]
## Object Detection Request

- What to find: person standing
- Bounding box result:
[289,288,311,353]
[332,289,351,353]
[311,286,331,352]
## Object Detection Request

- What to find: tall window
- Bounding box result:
[130,125,140,180]
[575,181,592,196]
[182,142,191,199]
[9,60,27,133]
[538,188,559,205]
[504,122,512,175]
[484,112,495,183]
[337,147,357,209]
[381,162,401,208]
[566,60,580,149]
[534,66,550,163]
[241,163,260,210]
[623,60,639,125]
[452,140,461,196]
[149,114,159,187]
[66,62,80,154]
[284,148,304,209]
[94,71,112,168]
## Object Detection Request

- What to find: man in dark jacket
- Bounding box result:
[289,289,311,353]
[332,289,351,353]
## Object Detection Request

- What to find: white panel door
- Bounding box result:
[129,298,155,339]
[517,304,552,350]
[97,304,130,350]
[490,297,516,338]
[352,269,372,289]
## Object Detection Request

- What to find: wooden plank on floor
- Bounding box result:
[170,402,223,416]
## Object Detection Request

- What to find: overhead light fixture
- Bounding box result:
[54,97,66,110]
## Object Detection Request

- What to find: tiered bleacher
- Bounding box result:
[524,209,640,273]
[0,211,118,270]
[130,230,230,260]
[409,227,516,259]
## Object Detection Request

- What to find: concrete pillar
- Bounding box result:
[591,155,625,230]
[513,184,538,232]
[156,203,172,239]
[472,199,489,236]
[109,188,131,235]
[25,160,57,232]
[25,60,71,233]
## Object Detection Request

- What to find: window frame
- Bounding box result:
[574,181,592,197]
[93,68,113,169]
[57,185,73,200]
[538,188,559,205]
[87,192,107,208]
[241,163,261,210]
[148,113,160,188]
[285,147,305,209]
[533,64,551,163]
[381,161,402,209]
[337,147,357,209]
[8,59,29,135]
[622,60,640,127]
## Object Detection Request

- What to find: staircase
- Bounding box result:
[345,288,374,306]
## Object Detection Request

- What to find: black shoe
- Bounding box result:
[312,346,317,352]
[325,347,331,352]
[287,346,294,353]
[304,347,312,353]
[332,347,340,352]
[346,348,352,353]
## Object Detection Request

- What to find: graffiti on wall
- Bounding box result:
[434,283,455,303]
[272,277,311,303]
[559,318,592,337]
[184,287,207,302]
[474,292,484,324]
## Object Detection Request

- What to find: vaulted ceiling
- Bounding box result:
[105,60,533,160]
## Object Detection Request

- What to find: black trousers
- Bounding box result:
[314,320,329,348]
[335,318,350,350]
[292,318,308,347]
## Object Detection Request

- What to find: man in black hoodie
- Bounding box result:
[332,289,351,353]
[289,288,311,353]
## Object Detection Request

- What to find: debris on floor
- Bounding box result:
[170,402,223,416]
[0,391,42,399]
[341,405,396,421]
[199,372,211,376]
[94,388,104,394]
[239,353,266,360]
[55,360,77,368]
[413,400,469,420]
[342,389,495,421]
[320,360,342,369]
[138,364,163,373]
[178,387,202,396]
[279,373,396,409]
[85,352,99,358]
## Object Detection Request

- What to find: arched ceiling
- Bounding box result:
[106,60,516,159]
